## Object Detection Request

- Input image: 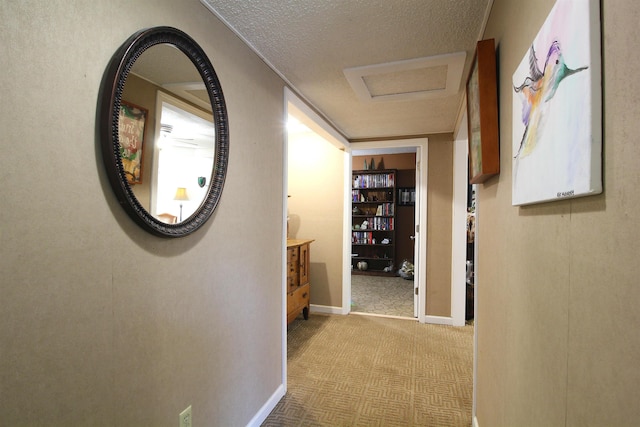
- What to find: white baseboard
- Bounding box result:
[245,384,285,427]
[312,306,457,324]
[310,304,346,315]
[351,311,416,321]
[423,315,454,325]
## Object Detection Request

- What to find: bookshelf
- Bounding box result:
[351,169,396,275]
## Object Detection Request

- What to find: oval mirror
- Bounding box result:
[98,27,228,237]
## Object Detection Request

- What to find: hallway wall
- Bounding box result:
[0,1,286,425]
[289,130,345,308]
[477,0,640,425]
[425,134,454,317]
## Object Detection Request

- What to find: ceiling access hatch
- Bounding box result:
[344,51,466,102]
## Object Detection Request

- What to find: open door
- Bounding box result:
[412,154,421,318]
[395,159,419,318]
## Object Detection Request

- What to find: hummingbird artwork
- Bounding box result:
[513,40,588,159]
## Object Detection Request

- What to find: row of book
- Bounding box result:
[351,190,392,203]
[356,216,394,231]
[353,173,395,189]
[352,231,376,245]
[351,231,394,244]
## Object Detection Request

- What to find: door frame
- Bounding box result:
[348,139,428,323]
[451,113,469,327]
[282,90,350,401]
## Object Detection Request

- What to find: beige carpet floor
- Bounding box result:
[263,313,474,426]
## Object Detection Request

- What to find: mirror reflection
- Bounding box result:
[121,44,215,224]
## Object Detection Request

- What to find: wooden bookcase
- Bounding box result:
[351,169,396,275]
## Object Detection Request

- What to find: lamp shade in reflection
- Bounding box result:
[174,187,189,201]
[174,187,189,221]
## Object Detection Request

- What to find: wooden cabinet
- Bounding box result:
[287,239,313,324]
[351,170,396,275]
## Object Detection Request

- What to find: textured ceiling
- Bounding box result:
[200,0,493,140]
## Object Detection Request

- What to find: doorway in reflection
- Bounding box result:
[151,92,215,221]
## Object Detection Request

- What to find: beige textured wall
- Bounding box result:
[477,0,640,425]
[0,1,285,425]
[352,152,416,171]
[288,131,345,307]
[425,134,453,316]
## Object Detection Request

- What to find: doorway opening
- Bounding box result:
[350,149,418,319]
[284,89,447,326]
[347,139,428,323]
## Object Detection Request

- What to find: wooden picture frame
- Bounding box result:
[466,39,500,184]
[118,101,148,185]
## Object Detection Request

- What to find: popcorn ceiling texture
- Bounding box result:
[202,0,491,138]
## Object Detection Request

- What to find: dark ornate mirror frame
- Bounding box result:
[98,26,228,238]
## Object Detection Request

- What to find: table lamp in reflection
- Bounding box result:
[174,187,189,221]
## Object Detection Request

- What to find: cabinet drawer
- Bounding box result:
[298,243,310,285]
[287,283,310,313]
[287,247,300,289]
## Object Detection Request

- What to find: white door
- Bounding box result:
[412,156,421,317]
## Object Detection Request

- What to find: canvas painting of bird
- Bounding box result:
[513,41,588,159]
[511,0,602,206]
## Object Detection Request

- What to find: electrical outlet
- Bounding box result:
[179,405,192,427]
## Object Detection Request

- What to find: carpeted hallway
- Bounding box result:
[263,313,474,426]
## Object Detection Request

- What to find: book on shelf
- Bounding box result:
[352,172,396,189]
[354,217,394,232]
[373,203,393,217]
